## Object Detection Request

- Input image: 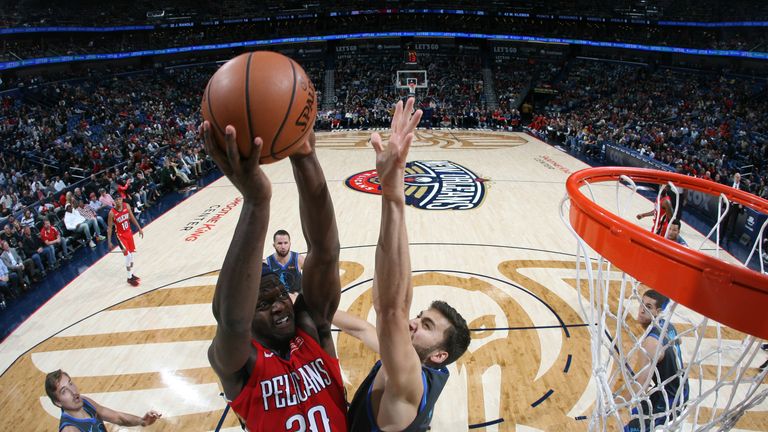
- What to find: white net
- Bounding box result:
[561,171,768,431]
[407,79,417,96]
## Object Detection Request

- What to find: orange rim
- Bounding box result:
[566,167,768,339]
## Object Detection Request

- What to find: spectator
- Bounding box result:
[75,200,107,235]
[98,188,115,209]
[0,189,14,210]
[132,171,155,206]
[19,226,49,276]
[722,172,745,242]
[63,204,98,248]
[0,258,20,304]
[20,209,36,228]
[72,187,86,204]
[1,240,32,288]
[40,218,72,259]
[88,192,103,213]
[53,176,66,192]
[1,223,20,249]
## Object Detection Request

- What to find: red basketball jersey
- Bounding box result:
[229,328,348,431]
[111,205,132,236]
[653,195,671,236]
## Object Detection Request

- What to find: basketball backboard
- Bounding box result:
[396,70,428,90]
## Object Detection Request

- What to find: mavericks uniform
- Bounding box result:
[58,398,107,432]
[266,252,302,294]
[625,319,689,431]
[229,328,347,431]
[111,206,135,255]
[347,360,449,432]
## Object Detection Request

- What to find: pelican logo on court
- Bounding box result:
[344,160,486,210]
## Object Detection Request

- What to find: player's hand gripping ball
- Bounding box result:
[201,51,317,163]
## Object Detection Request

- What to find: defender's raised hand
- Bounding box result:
[370,97,422,201]
[200,121,271,202]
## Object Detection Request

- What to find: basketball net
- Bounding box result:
[560,168,768,431]
[408,82,417,97]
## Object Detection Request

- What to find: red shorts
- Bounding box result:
[116,233,135,255]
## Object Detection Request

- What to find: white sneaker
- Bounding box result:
[89,241,96,248]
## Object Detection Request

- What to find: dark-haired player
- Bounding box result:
[636,186,675,237]
[107,195,143,286]
[334,98,471,431]
[265,229,304,298]
[625,289,689,431]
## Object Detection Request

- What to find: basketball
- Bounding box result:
[201,51,317,163]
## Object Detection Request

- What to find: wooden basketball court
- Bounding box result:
[1,130,765,431]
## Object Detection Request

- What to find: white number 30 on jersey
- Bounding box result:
[285,405,331,432]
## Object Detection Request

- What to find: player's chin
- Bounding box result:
[273,322,296,341]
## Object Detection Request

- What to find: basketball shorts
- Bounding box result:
[116,233,135,255]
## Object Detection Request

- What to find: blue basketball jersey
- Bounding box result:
[347,360,449,432]
[59,399,107,432]
[266,251,302,293]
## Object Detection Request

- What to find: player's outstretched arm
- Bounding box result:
[333,310,379,353]
[289,130,341,356]
[86,396,162,427]
[201,122,271,396]
[371,98,425,429]
[636,210,654,220]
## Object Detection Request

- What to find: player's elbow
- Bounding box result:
[314,320,333,339]
[218,319,252,338]
[310,239,340,263]
[212,308,252,336]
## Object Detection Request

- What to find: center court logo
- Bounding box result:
[345,160,487,210]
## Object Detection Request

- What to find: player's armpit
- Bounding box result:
[374,321,424,429]
[375,309,424,403]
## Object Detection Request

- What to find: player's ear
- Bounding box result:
[428,349,449,366]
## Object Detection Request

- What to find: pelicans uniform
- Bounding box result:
[652,195,672,236]
[111,205,135,255]
[228,328,348,431]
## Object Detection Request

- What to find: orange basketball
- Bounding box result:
[201,51,317,164]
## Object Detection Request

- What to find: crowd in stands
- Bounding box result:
[493,59,562,110]
[318,52,499,130]
[2,12,767,64]
[1,49,767,309]
[0,66,217,309]
[531,59,768,196]
[328,53,402,129]
[493,59,531,113]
